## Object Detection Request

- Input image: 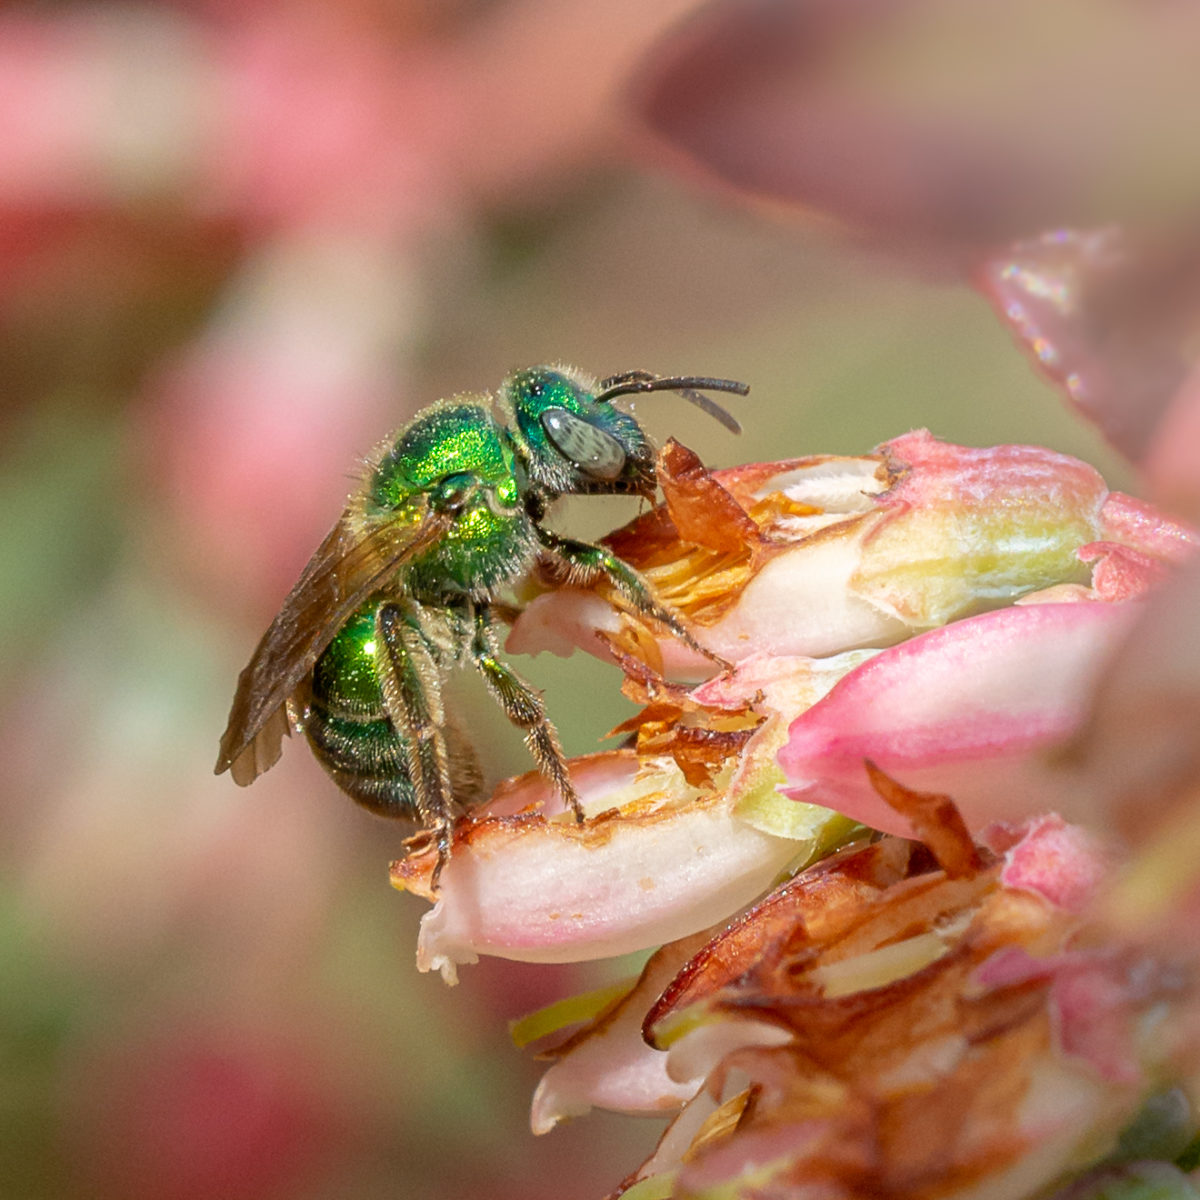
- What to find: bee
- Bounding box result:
[215,365,747,882]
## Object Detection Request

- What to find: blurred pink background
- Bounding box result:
[0,2,1154,1197]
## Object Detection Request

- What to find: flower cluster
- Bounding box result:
[391,429,1200,1198]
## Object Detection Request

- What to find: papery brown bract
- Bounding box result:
[621,782,1166,1200]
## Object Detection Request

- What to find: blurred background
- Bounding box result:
[0,1,1151,1198]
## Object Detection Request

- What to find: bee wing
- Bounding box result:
[215,503,454,786]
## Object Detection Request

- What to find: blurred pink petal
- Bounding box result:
[1066,558,1200,842]
[0,2,707,234]
[205,15,458,232]
[1050,956,1150,1087]
[449,0,707,202]
[0,8,462,232]
[635,0,1200,260]
[976,947,1150,1087]
[778,602,1137,835]
[985,814,1107,915]
[976,229,1200,462]
[1098,492,1200,563]
[68,1021,339,1200]
[1144,359,1200,522]
[146,236,414,605]
[0,10,207,209]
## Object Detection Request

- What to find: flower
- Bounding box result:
[388,416,1200,1197]
[385,5,1200,1189]
[612,801,1187,1199]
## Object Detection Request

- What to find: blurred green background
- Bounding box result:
[0,3,1128,1198]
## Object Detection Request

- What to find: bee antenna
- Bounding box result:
[595,372,748,435]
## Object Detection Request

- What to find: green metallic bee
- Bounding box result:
[215,365,747,880]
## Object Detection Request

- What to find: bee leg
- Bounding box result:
[469,606,585,825]
[375,602,456,887]
[536,530,730,671]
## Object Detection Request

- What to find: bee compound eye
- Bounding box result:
[539,408,626,481]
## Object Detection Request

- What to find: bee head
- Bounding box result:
[501,365,746,500]
[502,365,656,499]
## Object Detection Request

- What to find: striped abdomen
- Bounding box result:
[305,604,419,820]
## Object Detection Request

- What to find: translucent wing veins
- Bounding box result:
[215,503,453,786]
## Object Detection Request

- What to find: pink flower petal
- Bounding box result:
[778,602,1138,835]
[1144,359,1200,522]
[392,753,804,984]
[976,230,1194,461]
[1066,558,1200,841]
[860,432,1109,628]
[977,947,1147,1086]
[1099,492,1200,564]
[689,650,877,713]
[529,931,713,1133]
[985,815,1108,914]
[504,588,632,666]
[635,0,1200,258]
[674,515,903,663]
[1051,956,1145,1086]
[1077,542,1170,604]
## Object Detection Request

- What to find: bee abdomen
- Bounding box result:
[305,705,420,821]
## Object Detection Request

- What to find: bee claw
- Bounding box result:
[430,821,453,892]
[673,623,731,673]
[555,776,586,826]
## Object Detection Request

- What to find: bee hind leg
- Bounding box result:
[470,606,585,825]
[376,602,458,888]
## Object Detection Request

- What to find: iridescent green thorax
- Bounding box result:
[365,400,536,600]
[369,401,519,513]
[503,365,656,498]
[408,498,536,598]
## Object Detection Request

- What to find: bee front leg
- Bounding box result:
[469,606,584,825]
[376,602,456,887]
[536,529,729,670]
